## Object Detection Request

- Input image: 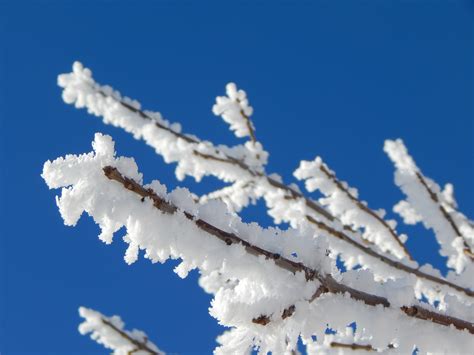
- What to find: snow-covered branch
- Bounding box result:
[56,62,473,305]
[385,139,474,275]
[42,134,474,353]
[101,164,473,332]
[78,307,164,354]
[212,82,258,143]
[294,156,412,260]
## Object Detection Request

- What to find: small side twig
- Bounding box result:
[100,317,160,355]
[330,341,375,351]
[415,172,474,259]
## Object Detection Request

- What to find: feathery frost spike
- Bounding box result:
[212,82,255,140]
[384,139,474,275]
[78,307,164,355]
[199,180,258,212]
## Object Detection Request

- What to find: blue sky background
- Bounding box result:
[0,0,472,353]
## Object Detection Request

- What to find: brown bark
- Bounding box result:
[330,341,375,351]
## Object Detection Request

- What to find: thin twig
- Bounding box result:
[103,166,474,334]
[100,317,159,355]
[330,341,375,351]
[330,342,395,352]
[234,97,257,143]
[415,172,474,259]
[318,164,413,260]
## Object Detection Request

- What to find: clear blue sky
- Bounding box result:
[0,1,472,353]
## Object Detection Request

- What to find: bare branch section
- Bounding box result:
[306,325,396,353]
[78,307,164,354]
[57,63,473,299]
[330,341,375,351]
[103,165,474,334]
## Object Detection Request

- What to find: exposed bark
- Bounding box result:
[330,341,375,351]
[415,172,474,259]
[100,317,160,355]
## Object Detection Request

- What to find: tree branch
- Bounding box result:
[237,99,257,143]
[416,172,474,259]
[100,318,160,355]
[102,165,474,334]
[318,163,413,260]
[78,306,163,354]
